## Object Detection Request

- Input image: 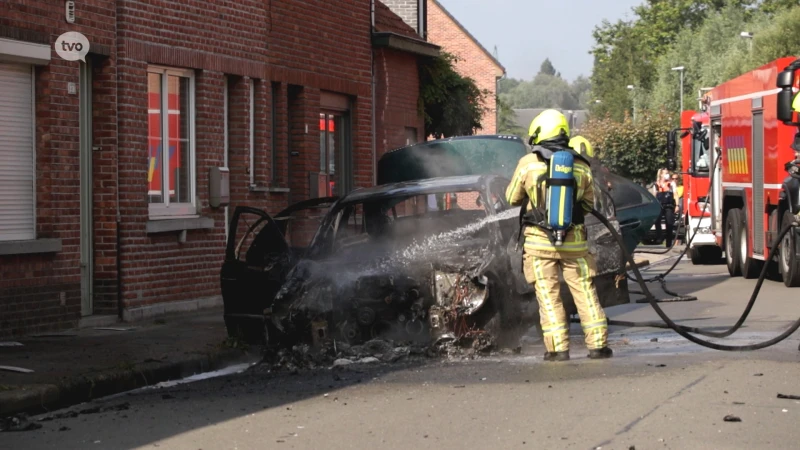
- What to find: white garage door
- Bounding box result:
[0,62,34,241]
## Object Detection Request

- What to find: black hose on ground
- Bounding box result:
[629,152,722,282]
[591,208,800,351]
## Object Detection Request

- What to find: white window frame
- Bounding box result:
[147,65,196,219]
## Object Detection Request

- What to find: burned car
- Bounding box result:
[221,135,659,348]
[222,177,626,348]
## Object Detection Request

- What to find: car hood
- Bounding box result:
[273,235,491,317]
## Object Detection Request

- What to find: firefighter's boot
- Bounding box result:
[587,347,613,359]
[543,351,570,362]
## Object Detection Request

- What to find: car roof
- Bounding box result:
[340,174,502,205]
[384,134,525,155]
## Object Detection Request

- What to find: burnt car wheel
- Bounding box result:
[479,274,531,349]
[224,317,268,345]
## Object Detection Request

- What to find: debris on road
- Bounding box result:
[754,373,764,376]
[777,394,800,400]
[0,341,23,347]
[723,415,742,422]
[0,414,42,432]
[38,403,131,422]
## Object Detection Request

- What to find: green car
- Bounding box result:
[377,134,661,256]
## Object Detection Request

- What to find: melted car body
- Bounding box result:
[221,135,660,347]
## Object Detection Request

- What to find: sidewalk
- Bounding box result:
[0,307,261,416]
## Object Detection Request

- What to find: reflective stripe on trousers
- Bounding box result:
[524,254,608,352]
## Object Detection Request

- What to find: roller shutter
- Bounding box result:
[0,62,35,241]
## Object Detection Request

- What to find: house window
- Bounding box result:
[147,66,195,218]
[318,111,351,196]
[0,62,35,241]
[405,127,418,146]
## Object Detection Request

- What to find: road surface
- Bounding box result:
[5,258,800,449]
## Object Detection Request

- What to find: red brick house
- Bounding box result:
[372,1,440,161]
[0,0,430,336]
[381,0,505,135]
[427,0,505,135]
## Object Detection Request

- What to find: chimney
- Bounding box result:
[381,0,427,39]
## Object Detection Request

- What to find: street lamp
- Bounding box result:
[627,85,636,122]
[740,31,753,51]
[672,66,685,113]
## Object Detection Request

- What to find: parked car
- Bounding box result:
[601,171,662,252]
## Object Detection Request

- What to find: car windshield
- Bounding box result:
[327,189,492,255]
[429,138,527,180]
[692,128,710,175]
[378,137,528,184]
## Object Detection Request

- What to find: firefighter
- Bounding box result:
[505,109,612,361]
[569,135,595,159]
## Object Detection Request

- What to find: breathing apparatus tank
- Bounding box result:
[546,150,576,246]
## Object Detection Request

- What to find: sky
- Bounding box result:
[436,0,644,82]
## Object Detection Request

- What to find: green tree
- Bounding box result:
[496,95,525,137]
[499,58,588,110]
[751,6,800,64]
[540,58,557,77]
[504,72,579,109]
[419,52,488,138]
[581,109,674,184]
[588,0,755,121]
[498,77,522,95]
[758,0,799,14]
[570,75,592,109]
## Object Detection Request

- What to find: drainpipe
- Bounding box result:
[371,0,377,186]
[249,80,255,188]
[116,84,123,320]
[496,72,505,134]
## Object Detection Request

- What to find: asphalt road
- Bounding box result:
[5,258,800,450]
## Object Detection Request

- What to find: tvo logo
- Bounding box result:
[55,31,90,62]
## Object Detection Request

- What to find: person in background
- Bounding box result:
[655,169,676,247]
[673,174,684,244]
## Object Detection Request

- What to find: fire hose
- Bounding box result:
[590,207,800,351]
[623,152,723,303]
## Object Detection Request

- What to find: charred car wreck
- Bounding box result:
[221,135,659,350]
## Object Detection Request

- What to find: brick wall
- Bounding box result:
[2,0,427,336]
[374,48,423,157]
[113,0,374,312]
[427,0,503,135]
[381,0,422,35]
[0,1,117,336]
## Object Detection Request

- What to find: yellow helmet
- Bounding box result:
[569,135,594,158]
[528,109,570,145]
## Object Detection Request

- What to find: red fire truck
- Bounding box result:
[668,56,800,287]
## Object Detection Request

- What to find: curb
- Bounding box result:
[0,348,261,417]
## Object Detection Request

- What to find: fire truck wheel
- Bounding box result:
[779,210,800,287]
[725,209,743,277]
[690,246,722,265]
[742,214,764,280]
